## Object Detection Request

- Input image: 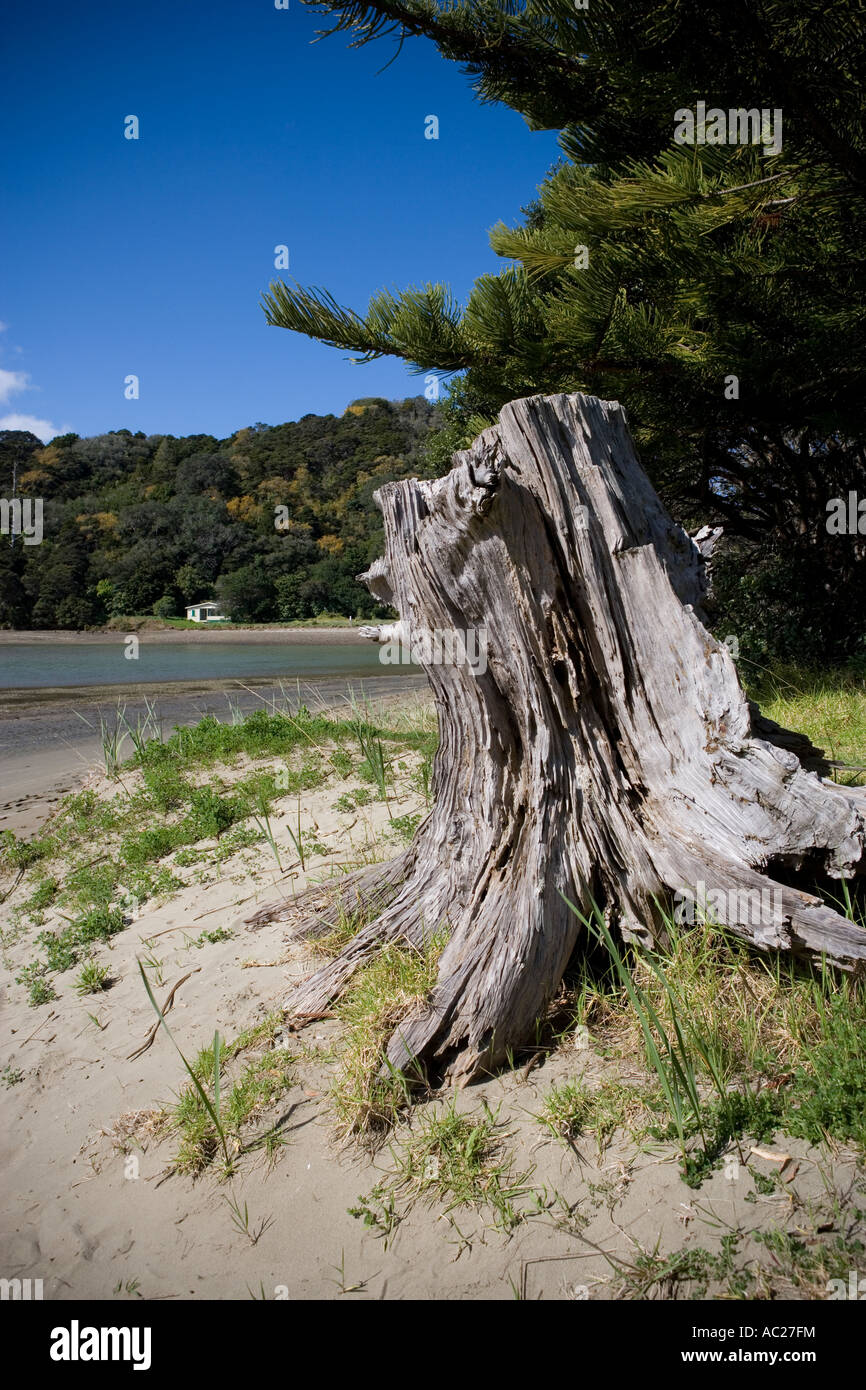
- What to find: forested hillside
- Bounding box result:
[0,397,443,628]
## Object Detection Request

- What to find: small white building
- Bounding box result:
[185,601,230,623]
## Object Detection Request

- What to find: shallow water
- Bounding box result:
[0,640,395,689]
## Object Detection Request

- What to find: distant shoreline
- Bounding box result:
[0,626,365,645]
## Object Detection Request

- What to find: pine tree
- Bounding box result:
[263,0,866,659]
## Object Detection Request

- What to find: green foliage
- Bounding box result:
[743,665,866,787]
[711,542,866,668]
[167,1014,294,1175]
[782,1002,866,1147]
[330,931,448,1140]
[0,829,53,873]
[390,1098,532,1232]
[263,0,866,663]
[75,960,111,995]
[389,812,422,843]
[192,926,234,948]
[3,702,436,1018]
[139,971,233,1173]
[537,1077,655,1158]
[564,887,866,1184]
[14,960,58,1006]
[20,876,59,924]
[35,905,126,977]
[0,399,442,629]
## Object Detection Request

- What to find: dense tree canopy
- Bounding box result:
[0,398,443,628]
[263,0,866,664]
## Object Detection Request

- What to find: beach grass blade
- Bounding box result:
[136,959,230,1166]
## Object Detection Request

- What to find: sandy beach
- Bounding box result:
[1,638,864,1305]
[1,691,861,1303]
[0,626,423,836]
[0,674,425,837]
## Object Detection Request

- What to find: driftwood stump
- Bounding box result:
[250,392,866,1084]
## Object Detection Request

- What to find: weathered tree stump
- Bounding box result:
[249,392,866,1084]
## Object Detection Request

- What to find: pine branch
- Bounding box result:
[262,279,486,371]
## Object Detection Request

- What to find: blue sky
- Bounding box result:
[0,0,559,443]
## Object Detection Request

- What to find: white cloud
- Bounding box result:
[0,321,7,332]
[0,354,71,441]
[0,368,31,404]
[0,412,63,443]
